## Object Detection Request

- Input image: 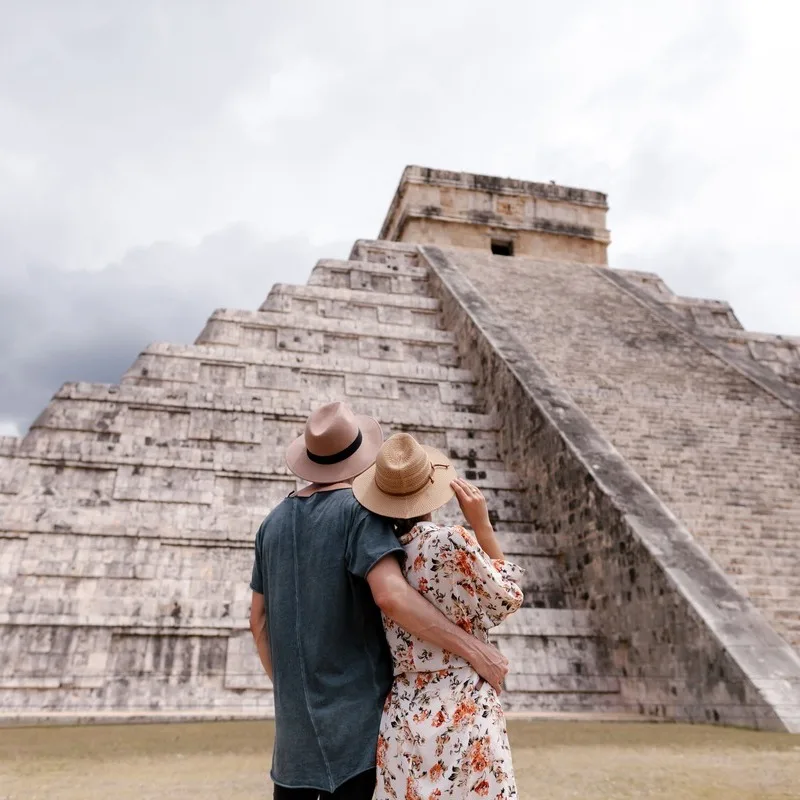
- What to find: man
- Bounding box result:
[249,401,509,799]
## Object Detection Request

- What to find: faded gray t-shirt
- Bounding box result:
[250,487,404,793]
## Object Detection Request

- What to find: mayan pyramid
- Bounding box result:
[1,166,799,732]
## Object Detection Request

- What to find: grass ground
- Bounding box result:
[1,720,799,799]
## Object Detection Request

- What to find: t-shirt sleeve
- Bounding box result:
[345,505,405,578]
[249,522,264,594]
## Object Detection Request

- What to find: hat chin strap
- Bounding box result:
[306,429,363,465]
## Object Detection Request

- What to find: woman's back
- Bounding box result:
[383,521,524,676]
[350,432,523,798]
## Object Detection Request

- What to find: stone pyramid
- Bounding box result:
[1,166,799,732]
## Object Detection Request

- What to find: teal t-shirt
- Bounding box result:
[250,488,404,792]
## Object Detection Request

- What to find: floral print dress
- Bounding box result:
[376,522,524,799]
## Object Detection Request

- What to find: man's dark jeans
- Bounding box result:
[273,769,375,800]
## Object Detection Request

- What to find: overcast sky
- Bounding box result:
[1,0,799,436]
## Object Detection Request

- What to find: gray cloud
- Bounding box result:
[1,0,798,436]
[0,227,347,432]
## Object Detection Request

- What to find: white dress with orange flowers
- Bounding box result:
[375,522,524,800]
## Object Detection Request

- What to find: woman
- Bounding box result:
[353,432,524,799]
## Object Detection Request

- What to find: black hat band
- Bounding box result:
[306,429,363,465]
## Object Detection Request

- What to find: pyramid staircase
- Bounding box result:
[0,240,623,718]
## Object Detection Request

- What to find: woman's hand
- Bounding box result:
[451,478,492,537]
[467,639,509,695]
[451,477,504,560]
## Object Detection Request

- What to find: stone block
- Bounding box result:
[113,466,215,505]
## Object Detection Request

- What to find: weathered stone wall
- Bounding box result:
[421,244,800,732]
[399,218,608,264]
[380,165,609,264]
[0,242,622,719]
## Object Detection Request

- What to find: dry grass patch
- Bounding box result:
[1,719,798,799]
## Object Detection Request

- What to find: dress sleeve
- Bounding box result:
[421,525,524,631]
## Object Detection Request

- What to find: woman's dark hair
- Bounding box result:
[389,516,426,538]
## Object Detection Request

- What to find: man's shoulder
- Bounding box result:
[257,494,295,535]
[258,489,387,535]
[318,486,358,505]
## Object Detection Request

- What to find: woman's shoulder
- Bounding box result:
[414,522,478,551]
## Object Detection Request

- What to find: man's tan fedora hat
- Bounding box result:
[352,432,457,519]
[286,402,383,483]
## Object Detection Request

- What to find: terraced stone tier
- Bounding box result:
[0,241,621,717]
[616,268,800,386]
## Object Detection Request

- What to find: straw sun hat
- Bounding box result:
[352,432,457,519]
[285,402,383,484]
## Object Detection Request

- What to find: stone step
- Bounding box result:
[492,621,622,709]
[0,532,558,603]
[745,590,800,607]
[0,437,19,456]
[5,553,565,621]
[0,525,552,550]
[0,478,537,535]
[349,240,422,267]
[308,259,430,295]
[498,635,609,676]
[701,538,800,557]
[0,694,642,718]
[0,454,23,495]
[0,494,284,538]
[493,608,594,637]
[0,691,277,715]
[260,283,442,325]
[127,377,480,411]
[717,546,800,563]
[725,570,800,587]
[5,581,252,624]
[194,309,455,358]
[2,607,595,639]
[32,383,499,434]
[12,445,520,490]
[3,528,558,559]
[122,351,480,408]
[8,451,524,493]
[504,674,620,694]
[498,554,569,608]
[723,560,800,579]
[11,533,251,577]
[0,667,619,716]
[4,493,534,533]
[124,342,474,385]
[318,256,428,281]
[700,534,800,552]
[20,426,503,467]
[0,679,621,709]
[495,531,560,555]
[500,692,623,713]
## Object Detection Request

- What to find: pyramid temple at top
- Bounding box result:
[1,166,799,732]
